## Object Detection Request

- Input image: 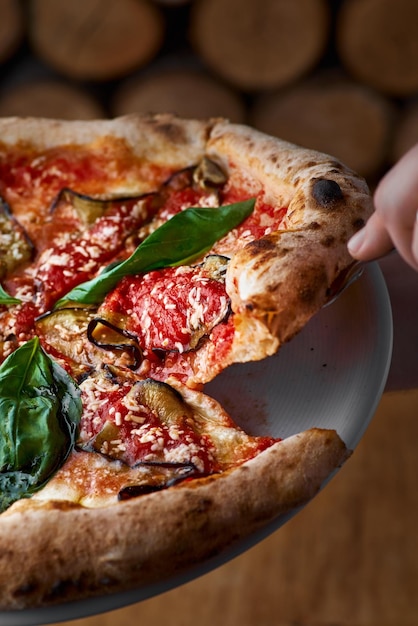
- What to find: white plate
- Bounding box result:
[0,263,392,626]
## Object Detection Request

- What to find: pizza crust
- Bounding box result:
[0,113,213,169]
[0,428,349,610]
[206,121,373,345]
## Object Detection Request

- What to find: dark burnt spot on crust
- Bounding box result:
[321,235,336,248]
[44,572,103,602]
[308,221,322,231]
[151,120,187,144]
[13,581,39,598]
[312,178,344,208]
[298,284,318,304]
[45,579,77,600]
[244,237,289,272]
[297,266,328,306]
[266,281,281,294]
[244,237,277,257]
[352,217,365,231]
[329,161,345,172]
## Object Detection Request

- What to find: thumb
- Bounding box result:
[347,212,393,261]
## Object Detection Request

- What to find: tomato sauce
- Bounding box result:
[102,265,229,354]
[79,380,218,473]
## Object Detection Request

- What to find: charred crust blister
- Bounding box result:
[312,178,344,208]
[352,217,365,231]
[152,120,187,145]
[321,235,336,248]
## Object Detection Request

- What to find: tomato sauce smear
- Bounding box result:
[78,378,219,474]
[96,262,234,383]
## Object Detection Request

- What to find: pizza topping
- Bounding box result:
[50,186,159,228]
[0,197,33,280]
[74,367,277,499]
[312,178,344,207]
[35,194,157,311]
[193,156,228,190]
[0,284,21,307]
[35,254,231,378]
[87,318,142,370]
[117,461,198,499]
[96,255,230,361]
[35,307,98,376]
[78,371,217,473]
[0,337,81,512]
[57,198,255,307]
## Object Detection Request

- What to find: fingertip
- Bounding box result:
[347,213,394,262]
[347,227,366,257]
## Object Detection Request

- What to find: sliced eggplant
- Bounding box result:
[162,166,195,191]
[35,307,100,376]
[193,156,228,190]
[90,420,122,456]
[198,253,230,281]
[50,187,157,227]
[76,368,205,495]
[0,197,34,278]
[118,462,198,500]
[88,255,231,360]
[87,317,142,370]
[125,378,193,427]
[36,307,95,353]
[184,255,231,350]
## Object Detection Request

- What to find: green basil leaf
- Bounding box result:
[56,198,255,307]
[0,283,21,306]
[0,337,82,511]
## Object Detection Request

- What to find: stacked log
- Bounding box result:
[251,73,395,179]
[337,0,418,97]
[391,101,418,162]
[0,0,416,182]
[113,65,246,122]
[189,0,330,91]
[0,0,24,64]
[29,0,165,81]
[0,80,105,119]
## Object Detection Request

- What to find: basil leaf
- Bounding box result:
[0,337,82,511]
[56,199,255,307]
[0,283,21,306]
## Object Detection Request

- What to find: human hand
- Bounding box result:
[348,143,418,271]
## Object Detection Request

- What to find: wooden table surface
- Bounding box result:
[48,254,418,626]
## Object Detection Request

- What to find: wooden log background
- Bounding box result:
[0,0,417,185]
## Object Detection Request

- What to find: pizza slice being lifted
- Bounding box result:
[0,114,372,610]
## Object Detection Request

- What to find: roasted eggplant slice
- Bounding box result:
[36,307,95,356]
[193,156,228,190]
[90,420,122,456]
[0,197,34,278]
[50,188,158,227]
[125,378,193,426]
[36,308,144,373]
[35,307,100,376]
[87,317,142,370]
[118,462,198,500]
[198,253,230,280]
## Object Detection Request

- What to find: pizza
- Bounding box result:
[0,113,372,611]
